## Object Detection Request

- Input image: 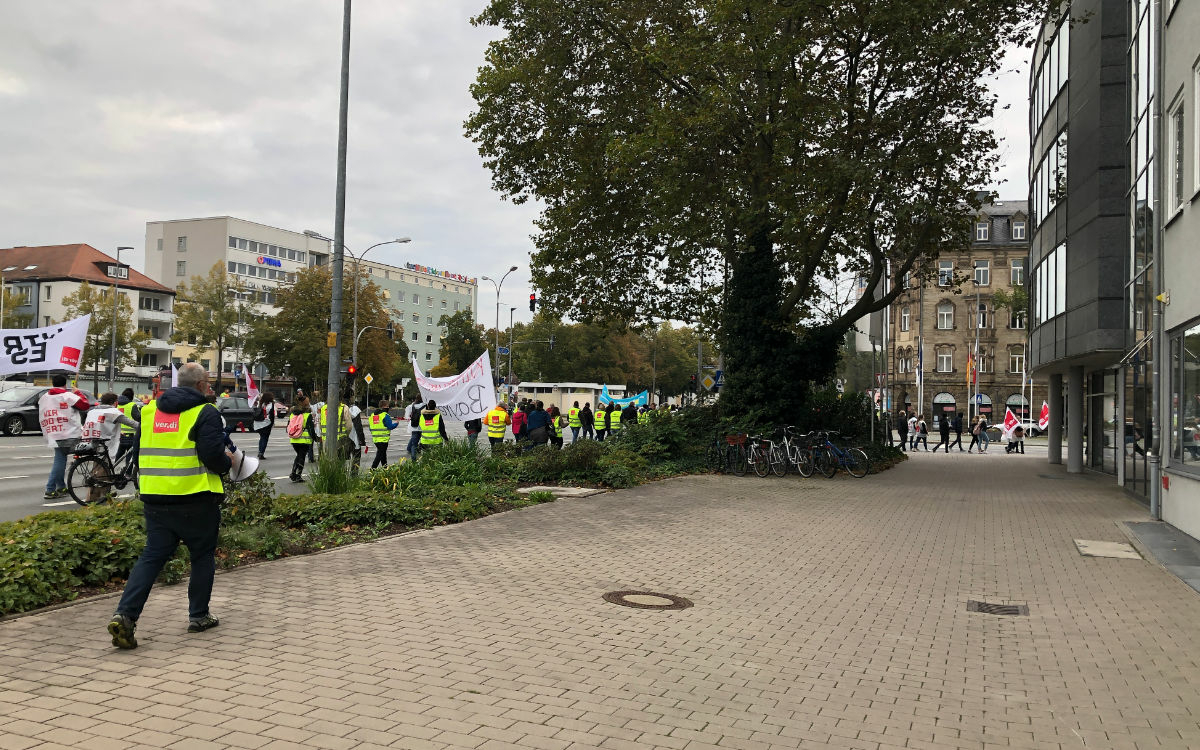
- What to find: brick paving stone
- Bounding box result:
[4,455,1200,748]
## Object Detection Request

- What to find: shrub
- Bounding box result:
[308,451,360,495]
[223,470,279,525]
[526,490,555,503]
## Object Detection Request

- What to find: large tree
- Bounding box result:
[61,281,148,396]
[172,263,261,393]
[431,310,489,376]
[467,0,1046,418]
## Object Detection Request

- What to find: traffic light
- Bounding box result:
[529,293,537,312]
[341,361,358,379]
[689,374,697,391]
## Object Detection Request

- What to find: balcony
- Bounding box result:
[140,338,172,352]
[138,308,172,323]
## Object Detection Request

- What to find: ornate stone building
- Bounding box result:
[889,200,1032,428]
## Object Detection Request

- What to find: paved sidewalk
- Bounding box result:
[3,451,1200,749]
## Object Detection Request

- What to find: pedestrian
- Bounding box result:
[107,362,232,650]
[417,400,448,457]
[936,414,951,453]
[464,415,482,448]
[948,413,964,452]
[580,403,595,440]
[38,374,91,499]
[607,403,623,438]
[547,406,565,448]
[567,400,582,442]
[978,415,991,453]
[594,402,609,441]
[404,396,425,461]
[1005,425,1026,454]
[344,395,367,474]
[80,393,140,503]
[511,401,529,444]
[116,388,141,462]
[253,392,274,460]
[368,400,399,468]
[621,402,638,429]
[637,405,650,426]
[287,395,317,482]
[526,400,550,447]
[307,390,323,463]
[968,415,988,453]
[484,402,510,451]
[896,409,908,452]
[913,414,929,451]
[907,412,918,450]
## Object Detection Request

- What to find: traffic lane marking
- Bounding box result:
[1,475,32,480]
[41,500,78,507]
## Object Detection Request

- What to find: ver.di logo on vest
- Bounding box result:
[154,413,181,432]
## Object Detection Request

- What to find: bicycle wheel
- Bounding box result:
[815,448,837,478]
[730,444,747,476]
[67,457,114,506]
[843,447,870,478]
[752,444,770,477]
[769,444,787,477]
[796,448,814,477]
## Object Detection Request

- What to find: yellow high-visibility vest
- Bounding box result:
[485,408,508,438]
[568,408,581,428]
[420,414,443,445]
[320,403,348,439]
[118,401,138,435]
[594,409,607,430]
[289,413,313,445]
[139,402,224,496]
[608,410,622,432]
[369,413,391,444]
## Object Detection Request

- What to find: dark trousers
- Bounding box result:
[115,435,135,462]
[936,432,950,452]
[581,424,594,439]
[256,426,271,457]
[596,429,606,442]
[948,432,963,451]
[291,443,308,479]
[570,427,580,442]
[913,433,928,450]
[116,499,221,621]
[371,441,389,468]
[897,431,907,451]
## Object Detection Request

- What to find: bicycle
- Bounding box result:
[812,431,870,478]
[67,439,139,506]
[725,433,748,476]
[779,426,812,476]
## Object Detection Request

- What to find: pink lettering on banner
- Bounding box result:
[60,346,81,368]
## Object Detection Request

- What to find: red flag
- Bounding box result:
[1002,407,1020,436]
[244,364,259,406]
[1038,400,1050,430]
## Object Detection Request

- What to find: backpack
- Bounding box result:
[286,412,306,438]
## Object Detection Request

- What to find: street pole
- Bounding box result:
[507,306,516,399]
[108,246,133,393]
[481,266,518,384]
[324,0,352,459]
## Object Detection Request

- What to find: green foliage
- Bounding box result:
[61,280,149,391]
[527,490,556,503]
[172,263,261,393]
[308,451,361,495]
[432,310,488,376]
[222,470,279,525]
[0,501,146,615]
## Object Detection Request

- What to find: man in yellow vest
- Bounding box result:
[607,402,623,437]
[418,399,448,457]
[369,400,399,468]
[567,401,582,443]
[594,401,609,441]
[484,402,510,452]
[116,388,141,461]
[108,362,232,650]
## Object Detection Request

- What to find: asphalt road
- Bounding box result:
[0,417,477,524]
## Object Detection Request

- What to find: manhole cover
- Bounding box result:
[603,590,693,610]
[966,600,1028,616]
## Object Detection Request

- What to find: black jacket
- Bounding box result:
[141,386,231,504]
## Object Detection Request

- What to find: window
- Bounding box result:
[441,300,447,309]
[44,285,51,300]
[426,316,433,324]
[900,306,910,332]
[425,334,433,343]
[1011,258,1025,286]
[176,261,187,277]
[937,302,954,330]
[187,334,197,345]
[977,349,993,374]
[1011,221,1026,241]
[412,313,419,322]
[975,302,990,329]
[157,238,164,252]
[105,264,129,279]
[139,353,159,367]
[936,349,953,373]
[411,331,418,341]
[223,361,234,373]
[227,261,236,273]
[903,272,913,289]
[427,296,433,307]
[974,260,990,286]
[177,236,187,252]
[1170,100,1186,210]
[938,261,953,286]
[1171,324,1200,464]
[1010,310,1026,330]
[1010,346,1025,374]
[454,302,460,311]
[425,352,433,361]
[200,359,210,370]
[412,293,419,303]
[975,222,990,241]
[43,316,50,326]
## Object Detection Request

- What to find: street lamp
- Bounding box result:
[304,231,410,403]
[109,246,134,392]
[480,266,518,381]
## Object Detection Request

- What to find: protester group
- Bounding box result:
[893,410,1026,454]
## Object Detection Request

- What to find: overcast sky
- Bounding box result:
[0,2,1031,328]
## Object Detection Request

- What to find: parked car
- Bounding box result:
[215,392,258,432]
[0,385,50,436]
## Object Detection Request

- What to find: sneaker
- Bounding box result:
[108,614,138,649]
[257,454,266,460]
[187,614,220,633]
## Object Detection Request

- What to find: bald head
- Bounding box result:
[177,362,208,390]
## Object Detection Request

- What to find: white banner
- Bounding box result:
[412,350,497,421]
[0,314,91,376]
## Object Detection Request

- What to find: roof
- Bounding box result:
[978,199,1029,218]
[0,244,175,295]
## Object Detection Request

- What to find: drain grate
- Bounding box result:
[603,590,693,610]
[966,600,1028,616]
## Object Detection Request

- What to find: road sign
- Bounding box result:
[701,374,716,391]
[714,369,724,387]
[363,373,374,384]
[497,346,510,355]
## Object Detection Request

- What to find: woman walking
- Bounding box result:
[253,392,275,460]
[968,415,989,453]
[369,400,399,468]
[288,396,318,482]
[936,415,951,453]
[913,414,929,451]
[580,403,594,439]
